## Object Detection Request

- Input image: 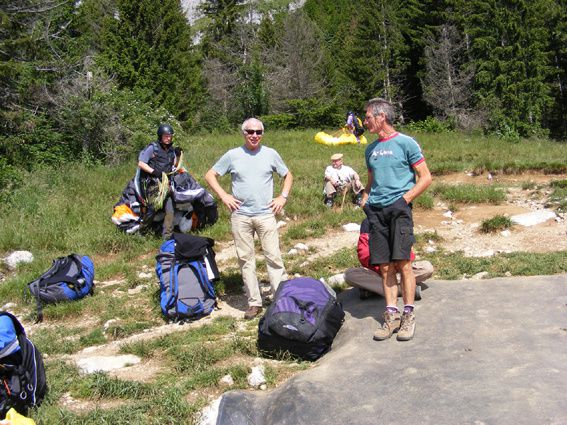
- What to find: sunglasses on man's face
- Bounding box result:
[244,129,263,135]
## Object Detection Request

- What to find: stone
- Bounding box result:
[1,302,16,311]
[103,319,119,333]
[501,230,511,237]
[443,211,453,218]
[137,271,153,279]
[327,274,345,286]
[425,246,437,253]
[247,365,266,388]
[287,248,298,256]
[294,243,309,251]
[3,251,34,270]
[276,221,287,229]
[219,374,234,387]
[198,396,222,425]
[511,210,556,227]
[471,272,489,280]
[76,354,141,374]
[342,223,360,232]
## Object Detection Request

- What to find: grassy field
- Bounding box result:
[1,129,567,423]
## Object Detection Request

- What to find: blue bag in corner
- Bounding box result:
[28,254,95,322]
[156,234,218,322]
[0,312,47,419]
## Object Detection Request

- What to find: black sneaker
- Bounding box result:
[325,197,334,208]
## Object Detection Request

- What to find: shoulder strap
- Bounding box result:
[32,255,83,323]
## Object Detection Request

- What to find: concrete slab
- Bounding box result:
[216,274,567,425]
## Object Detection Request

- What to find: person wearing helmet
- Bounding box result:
[137,123,178,239]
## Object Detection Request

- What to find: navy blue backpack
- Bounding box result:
[156,233,218,322]
[28,254,95,322]
[0,312,47,418]
[258,277,345,361]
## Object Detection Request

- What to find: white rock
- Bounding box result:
[327,274,345,286]
[471,271,489,280]
[500,230,511,237]
[293,273,301,278]
[511,210,556,227]
[219,374,234,386]
[342,223,360,232]
[76,355,141,374]
[443,210,453,218]
[137,271,153,279]
[293,243,309,251]
[198,396,222,425]
[299,261,310,268]
[287,248,298,256]
[103,319,119,332]
[276,220,287,229]
[505,271,512,277]
[425,246,437,253]
[1,302,16,310]
[247,365,266,388]
[3,251,34,269]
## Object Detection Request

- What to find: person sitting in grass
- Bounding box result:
[344,218,434,300]
[323,153,364,208]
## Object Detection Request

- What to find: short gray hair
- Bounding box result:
[241,118,264,133]
[365,98,395,125]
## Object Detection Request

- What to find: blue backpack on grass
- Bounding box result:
[0,312,47,418]
[28,254,95,322]
[258,277,345,361]
[156,233,219,322]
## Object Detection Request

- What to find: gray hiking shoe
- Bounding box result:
[373,311,401,341]
[397,311,416,341]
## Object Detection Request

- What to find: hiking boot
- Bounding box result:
[244,306,263,320]
[397,311,416,341]
[324,197,334,208]
[373,311,401,341]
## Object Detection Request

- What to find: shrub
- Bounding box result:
[404,116,454,133]
[260,113,296,130]
[480,215,513,233]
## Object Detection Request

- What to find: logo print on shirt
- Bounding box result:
[371,149,394,158]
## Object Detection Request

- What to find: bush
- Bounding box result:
[260,113,296,130]
[480,215,513,233]
[285,98,342,128]
[404,116,454,133]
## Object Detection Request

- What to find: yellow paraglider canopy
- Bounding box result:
[314,128,367,146]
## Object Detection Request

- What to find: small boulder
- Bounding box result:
[3,251,34,270]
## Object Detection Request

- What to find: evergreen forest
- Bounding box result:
[1,0,566,186]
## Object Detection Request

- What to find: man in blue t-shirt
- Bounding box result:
[205,118,293,319]
[360,98,432,342]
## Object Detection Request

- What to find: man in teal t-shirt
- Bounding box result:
[205,118,293,319]
[360,98,432,342]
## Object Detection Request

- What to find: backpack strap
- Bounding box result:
[32,255,84,323]
[191,261,217,311]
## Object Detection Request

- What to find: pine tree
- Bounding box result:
[459,0,556,136]
[99,0,204,124]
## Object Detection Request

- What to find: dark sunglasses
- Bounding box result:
[244,129,263,135]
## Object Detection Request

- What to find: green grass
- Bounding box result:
[430,183,506,204]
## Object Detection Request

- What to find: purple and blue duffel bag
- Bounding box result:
[257,277,345,361]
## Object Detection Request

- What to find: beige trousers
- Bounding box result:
[231,213,286,307]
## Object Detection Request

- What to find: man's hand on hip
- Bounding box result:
[221,194,242,212]
[269,196,287,214]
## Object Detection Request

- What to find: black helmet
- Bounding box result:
[157,123,174,138]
